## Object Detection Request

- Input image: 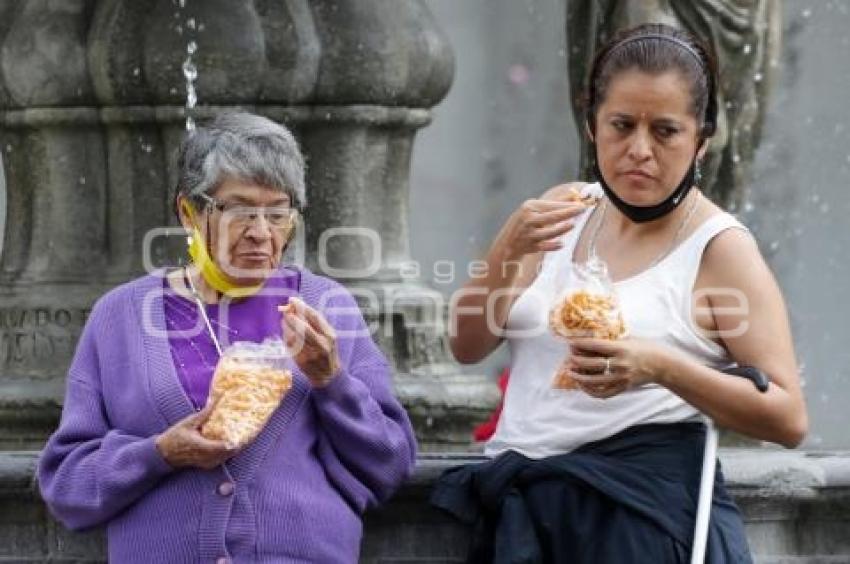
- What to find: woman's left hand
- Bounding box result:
[281,297,341,388]
[564,337,679,399]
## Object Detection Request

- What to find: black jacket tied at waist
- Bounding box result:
[430,423,752,564]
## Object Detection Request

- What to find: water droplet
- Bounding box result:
[742,44,752,54]
[753,72,763,83]
[187,17,196,30]
[769,241,780,252]
[132,67,140,77]
[187,40,197,55]
[732,154,741,164]
[79,176,87,185]
[802,8,812,18]
[508,64,530,86]
[743,201,755,213]
[186,87,197,108]
[182,59,197,82]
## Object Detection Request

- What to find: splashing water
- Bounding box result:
[182,41,198,132]
[175,0,198,133]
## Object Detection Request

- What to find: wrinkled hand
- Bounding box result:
[280,297,341,388]
[154,401,238,470]
[563,337,678,399]
[500,193,588,260]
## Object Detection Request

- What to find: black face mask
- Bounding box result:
[591,142,698,224]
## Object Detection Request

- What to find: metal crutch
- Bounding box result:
[690,367,770,564]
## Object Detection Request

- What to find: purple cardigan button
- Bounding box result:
[217,482,235,497]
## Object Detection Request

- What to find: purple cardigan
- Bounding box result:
[37,268,416,563]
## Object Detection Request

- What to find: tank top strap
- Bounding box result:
[671,211,750,296]
[682,212,748,260]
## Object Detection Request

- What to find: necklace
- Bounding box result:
[184,266,224,356]
[587,190,702,269]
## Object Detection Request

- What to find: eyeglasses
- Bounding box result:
[198,193,297,230]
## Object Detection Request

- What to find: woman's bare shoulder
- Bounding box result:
[700,219,766,288]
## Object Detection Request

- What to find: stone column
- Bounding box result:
[0,0,498,451]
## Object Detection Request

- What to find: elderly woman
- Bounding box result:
[434,24,807,563]
[37,112,416,563]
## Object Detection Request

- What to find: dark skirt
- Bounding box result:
[430,423,753,564]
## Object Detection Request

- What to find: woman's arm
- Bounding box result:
[656,228,807,447]
[568,228,808,448]
[283,291,416,512]
[449,183,588,364]
[36,321,176,531]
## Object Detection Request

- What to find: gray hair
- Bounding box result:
[174,112,306,212]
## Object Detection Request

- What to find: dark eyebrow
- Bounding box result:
[651,117,684,128]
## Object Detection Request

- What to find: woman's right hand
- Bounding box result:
[154,401,238,470]
[498,185,590,260]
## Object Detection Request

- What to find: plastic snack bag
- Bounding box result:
[201,338,293,449]
[548,256,626,389]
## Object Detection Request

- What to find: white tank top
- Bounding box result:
[484,185,749,459]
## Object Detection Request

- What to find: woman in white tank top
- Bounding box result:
[434,23,807,564]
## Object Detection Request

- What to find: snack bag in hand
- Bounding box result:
[201,338,293,449]
[549,257,626,389]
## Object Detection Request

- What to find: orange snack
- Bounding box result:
[201,356,293,448]
[552,363,579,390]
[549,289,625,341]
[549,290,625,390]
[565,186,599,207]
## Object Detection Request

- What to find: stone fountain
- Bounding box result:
[0,1,847,562]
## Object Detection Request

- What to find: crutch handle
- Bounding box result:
[722,365,769,393]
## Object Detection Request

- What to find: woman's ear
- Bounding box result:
[696,137,710,161]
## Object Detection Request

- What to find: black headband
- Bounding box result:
[598,34,707,75]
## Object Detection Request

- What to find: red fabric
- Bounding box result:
[473,368,510,442]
